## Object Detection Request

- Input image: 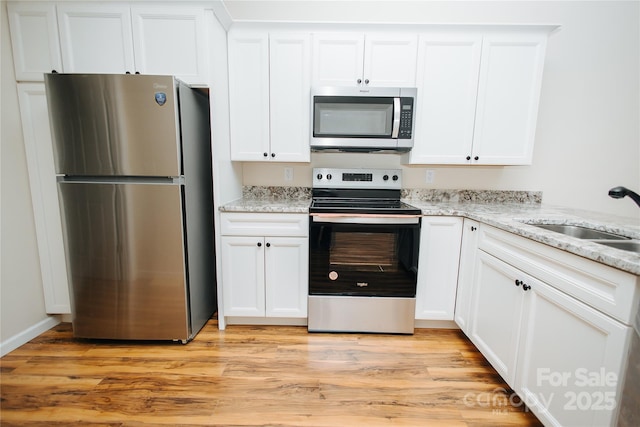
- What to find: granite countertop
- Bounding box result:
[219,186,311,213]
[407,200,640,275]
[220,187,640,275]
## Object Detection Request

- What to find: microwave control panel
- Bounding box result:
[399,98,414,139]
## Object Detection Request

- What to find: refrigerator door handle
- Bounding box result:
[57,176,184,185]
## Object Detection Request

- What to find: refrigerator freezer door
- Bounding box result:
[59,181,189,340]
[46,74,181,177]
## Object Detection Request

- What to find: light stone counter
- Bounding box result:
[219,186,311,213]
[220,187,640,275]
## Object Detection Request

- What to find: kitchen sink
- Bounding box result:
[531,224,630,240]
[595,240,640,254]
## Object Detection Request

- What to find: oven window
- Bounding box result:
[330,232,398,271]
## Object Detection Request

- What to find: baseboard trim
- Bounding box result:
[1,316,61,357]
[414,319,459,329]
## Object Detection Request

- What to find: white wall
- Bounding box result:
[0,2,56,353]
[231,1,640,219]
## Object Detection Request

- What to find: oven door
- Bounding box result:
[309,215,420,297]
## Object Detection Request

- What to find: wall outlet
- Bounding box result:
[425,169,435,184]
[284,167,294,182]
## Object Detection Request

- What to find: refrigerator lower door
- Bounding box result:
[59,180,190,341]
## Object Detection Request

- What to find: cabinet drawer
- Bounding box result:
[479,225,639,325]
[221,213,309,237]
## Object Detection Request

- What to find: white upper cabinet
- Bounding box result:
[312,32,417,87]
[312,33,364,87]
[269,33,312,162]
[51,3,208,84]
[472,31,548,165]
[8,2,63,81]
[228,32,271,161]
[228,30,311,162]
[57,4,135,74]
[409,33,482,164]
[130,6,208,85]
[363,34,418,87]
[408,29,549,165]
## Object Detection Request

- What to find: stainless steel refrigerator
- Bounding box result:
[45,73,216,343]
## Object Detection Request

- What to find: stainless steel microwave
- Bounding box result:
[311,86,417,153]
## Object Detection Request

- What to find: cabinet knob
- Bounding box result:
[135,71,140,75]
[466,156,471,161]
[523,284,531,291]
[474,156,479,161]
[51,69,58,74]
[471,226,477,231]
[364,79,370,84]
[263,152,268,157]
[357,78,362,84]
[271,153,275,158]
[126,71,131,74]
[515,279,522,287]
[266,242,271,248]
[257,242,262,247]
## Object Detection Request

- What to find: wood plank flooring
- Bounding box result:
[1,319,542,426]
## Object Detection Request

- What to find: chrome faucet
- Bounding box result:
[608,186,640,208]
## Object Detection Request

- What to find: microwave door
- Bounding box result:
[313,97,394,138]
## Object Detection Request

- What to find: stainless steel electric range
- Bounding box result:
[308,168,421,334]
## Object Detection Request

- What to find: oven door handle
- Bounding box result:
[310,213,421,225]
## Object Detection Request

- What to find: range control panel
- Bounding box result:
[313,168,402,189]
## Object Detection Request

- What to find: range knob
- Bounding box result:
[316,173,323,180]
[392,175,399,181]
[383,175,389,181]
[327,174,332,180]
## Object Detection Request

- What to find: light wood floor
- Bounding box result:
[1,319,542,426]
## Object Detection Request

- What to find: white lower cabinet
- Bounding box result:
[516,272,629,427]
[220,213,309,320]
[469,251,524,383]
[415,216,463,320]
[468,225,636,427]
[453,219,479,333]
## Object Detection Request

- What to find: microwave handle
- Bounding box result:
[391,97,401,138]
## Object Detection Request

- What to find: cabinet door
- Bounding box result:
[454,219,480,333]
[468,251,524,384]
[221,236,265,317]
[472,31,547,165]
[17,84,70,313]
[228,32,270,161]
[265,237,308,318]
[311,33,364,86]
[409,33,482,164]
[57,4,135,74]
[415,217,463,320]
[8,2,63,81]
[363,33,418,87]
[131,6,208,85]
[516,277,630,427]
[269,33,312,162]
